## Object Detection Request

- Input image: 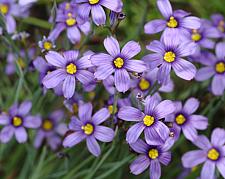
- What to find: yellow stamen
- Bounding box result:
[108,105,117,114]
[66,13,76,26]
[164,51,176,63]
[207,148,220,160]
[113,57,124,68]
[82,123,94,135]
[66,63,77,74]
[148,149,159,159]
[43,41,52,50]
[192,30,202,42]
[139,78,150,91]
[167,16,178,28]
[143,115,155,127]
[175,114,186,125]
[89,0,100,5]
[0,4,8,15]
[215,62,225,73]
[42,120,53,131]
[13,116,22,127]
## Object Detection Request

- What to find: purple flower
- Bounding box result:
[91,36,147,93]
[118,95,175,145]
[0,101,41,143]
[165,98,208,141]
[211,14,225,38]
[63,93,83,114]
[144,0,201,40]
[49,2,90,44]
[195,42,225,96]
[75,0,123,26]
[130,68,174,97]
[38,36,56,52]
[63,103,115,157]
[143,38,197,85]
[129,139,172,179]
[182,128,225,179]
[42,50,94,99]
[6,48,35,75]
[34,110,67,150]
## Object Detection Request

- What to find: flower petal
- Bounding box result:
[103,36,120,57]
[94,64,114,80]
[215,42,225,59]
[0,126,14,143]
[157,62,171,85]
[18,101,32,116]
[24,116,41,128]
[183,97,199,114]
[142,54,163,70]
[45,51,66,67]
[121,41,141,59]
[181,150,206,168]
[91,53,113,66]
[94,126,114,142]
[212,75,225,96]
[67,27,81,44]
[78,103,93,122]
[126,122,145,144]
[63,131,86,147]
[15,127,28,143]
[194,135,211,150]
[154,100,175,119]
[146,40,165,54]
[182,124,198,141]
[150,160,161,179]
[144,95,161,115]
[195,67,215,81]
[190,115,208,130]
[76,70,94,84]
[125,60,147,73]
[63,76,76,99]
[211,128,225,146]
[130,155,150,175]
[100,0,123,12]
[201,161,215,179]
[144,19,167,34]
[0,114,9,125]
[129,139,149,154]
[217,158,225,178]
[92,108,110,125]
[114,69,130,93]
[177,42,198,57]
[42,69,66,89]
[172,58,196,81]
[118,106,143,122]
[159,152,171,166]
[91,5,106,26]
[181,16,201,29]
[157,0,172,18]
[86,136,101,157]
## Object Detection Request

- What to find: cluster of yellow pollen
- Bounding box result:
[66,13,76,26]
[164,51,176,63]
[207,148,220,161]
[148,149,159,159]
[113,57,124,68]
[218,20,225,32]
[108,105,117,115]
[143,115,155,127]
[66,63,77,74]
[167,16,178,28]
[191,30,202,42]
[0,4,8,15]
[43,41,52,50]
[13,116,22,127]
[42,120,53,131]
[89,0,100,5]
[175,114,186,125]
[215,62,225,74]
[82,123,94,135]
[139,78,150,91]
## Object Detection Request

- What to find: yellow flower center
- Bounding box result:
[73,103,78,113]
[175,114,186,125]
[143,115,155,127]
[17,58,26,69]
[108,105,117,115]
[215,62,225,73]
[43,41,52,50]
[218,20,225,32]
[42,120,53,131]
[66,63,77,74]
[148,149,159,159]
[207,148,220,161]
[82,123,94,135]
[0,4,8,15]
[12,116,22,127]
[139,78,150,91]
[164,51,176,63]
[66,13,76,26]
[113,57,124,68]
[89,0,100,5]
[192,31,202,42]
[167,16,178,28]
[65,3,70,10]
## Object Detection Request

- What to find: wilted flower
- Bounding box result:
[0,101,41,143]
[165,98,208,141]
[34,110,67,150]
[143,37,197,85]
[42,50,94,99]
[75,0,123,26]
[91,36,147,93]
[118,95,175,145]
[63,103,115,157]
[195,42,225,95]
[129,139,173,179]
[182,128,225,179]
